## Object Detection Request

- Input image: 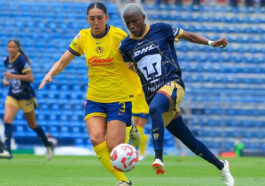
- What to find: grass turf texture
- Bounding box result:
[0,155,264,186]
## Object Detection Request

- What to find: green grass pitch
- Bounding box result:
[0,155,264,186]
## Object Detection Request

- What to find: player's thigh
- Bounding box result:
[133,115,148,128]
[4,96,20,123]
[159,80,185,112]
[24,110,38,129]
[106,120,127,151]
[19,98,37,113]
[159,80,185,126]
[107,101,132,127]
[106,101,132,151]
[84,100,108,146]
[85,116,106,146]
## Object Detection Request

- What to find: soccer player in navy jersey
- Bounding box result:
[2,39,54,160]
[119,3,234,186]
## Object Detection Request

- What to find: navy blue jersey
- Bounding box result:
[3,54,35,100]
[120,23,185,103]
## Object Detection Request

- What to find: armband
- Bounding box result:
[208,40,214,46]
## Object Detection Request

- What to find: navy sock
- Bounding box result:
[4,123,12,153]
[166,116,224,170]
[33,126,50,147]
[155,150,163,162]
[149,92,170,161]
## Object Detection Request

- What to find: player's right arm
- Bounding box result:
[3,77,9,86]
[39,50,75,89]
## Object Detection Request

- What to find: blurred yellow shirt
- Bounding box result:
[132,86,149,114]
[69,26,141,103]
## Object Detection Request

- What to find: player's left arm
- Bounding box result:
[180,31,228,48]
[4,71,34,82]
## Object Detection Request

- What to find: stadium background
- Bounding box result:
[0,0,264,157]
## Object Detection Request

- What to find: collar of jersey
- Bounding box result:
[91,25,110,39]
[9,52,21,63]
[129,24,150,40]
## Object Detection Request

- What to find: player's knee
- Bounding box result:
[149,104,159,115]
[28,123,37,129]
[4,117,12,124]
[90,135,105,147]
[107,139,124,152]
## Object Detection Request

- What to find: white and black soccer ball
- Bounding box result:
[110,143,138,172]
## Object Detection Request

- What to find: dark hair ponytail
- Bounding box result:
[87,2,107,15]
[8,39,31,66]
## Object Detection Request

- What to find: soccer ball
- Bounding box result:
[110,143,138,172]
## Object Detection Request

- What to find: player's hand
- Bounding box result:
[3,78,9,86]
[212,38,228,48]
[4,72,14,79]
[39,74,52,90]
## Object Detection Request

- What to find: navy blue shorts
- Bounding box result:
[84,100,132,126]
[132,113,149,119]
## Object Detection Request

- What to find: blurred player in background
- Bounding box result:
[2,39,55,160]
[126,88,149,160]
[39,2,141,186]
[120,3,234,186]
[0,139,10,158]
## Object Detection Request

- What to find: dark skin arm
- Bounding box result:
[127,62,137,72]
[180,31,228,48]
[4,70,34,82]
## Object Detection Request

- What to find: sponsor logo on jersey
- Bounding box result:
[137,41,145,45]
[133,45,155,58]
[74,33,81,40]
[147,83,163,93]
[87,57,114,66]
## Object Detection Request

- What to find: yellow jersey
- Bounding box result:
[69,26,141,103]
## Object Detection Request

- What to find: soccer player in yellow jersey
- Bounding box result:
[39,2,141,186]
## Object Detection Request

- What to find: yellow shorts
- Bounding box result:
[159,80,185,127]
[5,96,37,113]
[132,90,149,115]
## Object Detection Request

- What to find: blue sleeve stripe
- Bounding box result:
[68,47,81,56]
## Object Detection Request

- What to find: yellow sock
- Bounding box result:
[125,126,132,144]
[138,126,148,156]
[93,141,129,182]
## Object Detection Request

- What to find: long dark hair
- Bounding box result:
[87,2,107,15]
[8,39,31,66]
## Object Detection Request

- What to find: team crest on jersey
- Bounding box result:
[96,46,104,54]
